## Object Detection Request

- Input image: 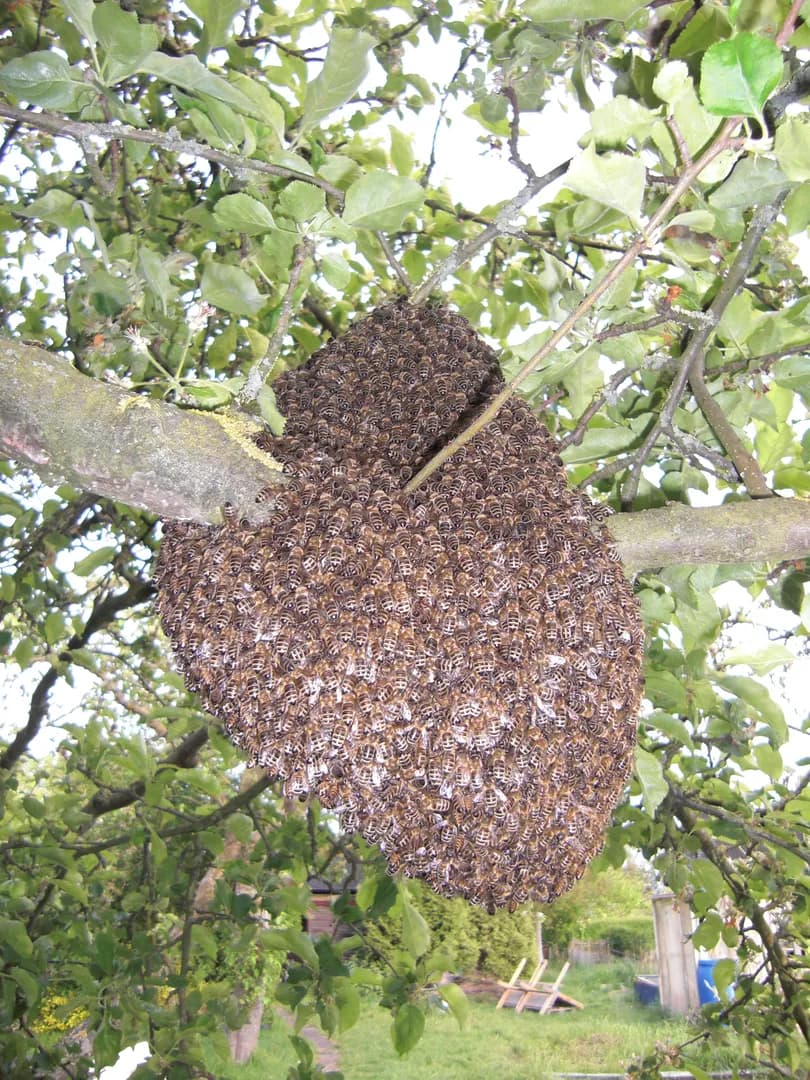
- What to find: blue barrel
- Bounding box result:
[697,958,722,1004]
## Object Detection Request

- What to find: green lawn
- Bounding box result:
[211,962,748,1079]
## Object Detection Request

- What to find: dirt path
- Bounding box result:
[278,1007,342,1075]
[299,1020,342,1074]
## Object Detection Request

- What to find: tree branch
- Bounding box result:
[0,579,154,771]
[237,241,312,406]
[620,193,786,507]
[0,104,344,203]
[0,338,287,525]
[607,498,810,574]
[410,161,570,305]
[4,339,810,572]
[81,725,210,818]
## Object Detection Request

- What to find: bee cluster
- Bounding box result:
[156,302,643,909]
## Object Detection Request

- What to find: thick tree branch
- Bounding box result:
[0,338,287,524]
[4,338,810,572]
[608,499,810,574]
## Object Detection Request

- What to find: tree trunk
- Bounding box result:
[226,996,265,1064]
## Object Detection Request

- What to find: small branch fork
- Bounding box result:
[620,192,786,508]
[405,118,744,493]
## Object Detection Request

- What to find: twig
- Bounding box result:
[303,295,339,338]
[405,119,743,493]
[707,339,810,378]
[0,104,345,203]
[620,193,783,506]
[776,0,805,47]
[237,242,312,406]
[684,194,788,499]
[0,580,154,772]
[375,231,411,290]
[422,43,476,187]
[411,161,570,306]
[662,424,740,483]
[666,115,693,167]
[559,368,634,450]
[500,85,536,180]
[594,310,677,344]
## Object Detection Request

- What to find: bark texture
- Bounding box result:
[3,338,809,572]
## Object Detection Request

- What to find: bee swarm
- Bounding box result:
[156,301,644,910]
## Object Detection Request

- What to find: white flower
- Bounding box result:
[188,302,216,332]
[124,326,150,354]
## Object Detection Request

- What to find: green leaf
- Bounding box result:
[263,927,319,969]
[9,967,40,1007]
[44,611,65,647]
[191,924,218,961]
[335,981,361,1032]
[690,858,727,911]
[642,711,694,750]
[137,52,264,120]
[753,742,783,781]
[700,33,783,117]
[634,746,668,814]
[62,0,97,48]
[392,1002,425,1056]
[73,546,116,577]
[438,983,469,1029]
[343,171,424,231]
[714,675,788,745]
[257,386,286,435]
[0,52,84,110]
[389,126,414,176]
[214,194,276,236]
[93,0,160,84]
[201,263,266,316]
[301,27,377,132]
[320,253,352,290]
[401,894,431,959]
[94,1019,122,1069]
[692,913,723,950]
[565,144,646,225]
[94,930,115,976]
[708,156,790,210]
[229,73,286,140]
[560,419,641,464]
[0,920,33,959]
[278,181,326,225]
[713,959,736,1002]
[724,643,795,675]
[183,380,233,409]
[775,116,810,181]
[186,0,246,51]
[589,95,659,148]
[15,190,85,232]
[521,0,642,19]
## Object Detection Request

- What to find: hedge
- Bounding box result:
[361,881,537,980]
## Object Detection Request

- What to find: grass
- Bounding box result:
[210,962,749,1079]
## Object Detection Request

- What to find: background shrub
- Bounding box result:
[362,881,537,980]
